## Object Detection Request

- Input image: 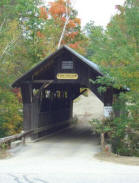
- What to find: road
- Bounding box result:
[0,123,139,183]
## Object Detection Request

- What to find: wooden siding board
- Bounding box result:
[23,104,32,131]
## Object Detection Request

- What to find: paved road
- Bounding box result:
[0,124,139,183]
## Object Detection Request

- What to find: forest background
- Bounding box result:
[0,0,138,156]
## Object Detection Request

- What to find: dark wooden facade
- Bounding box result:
[12,45,119,138]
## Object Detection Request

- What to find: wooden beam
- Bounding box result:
[88,83,104,103]
[72,89,87,100]
[23,80,54,84]
[33,80,53,99]
[0,130,33,146]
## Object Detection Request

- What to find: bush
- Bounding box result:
[90,94,139,157]
[0,86,23,138]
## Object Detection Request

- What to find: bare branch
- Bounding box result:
[57,0,71,49]
[0,36,20,62]
[0,18,6,33]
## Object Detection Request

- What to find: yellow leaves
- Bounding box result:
[67,20,76,28]
[133,71,139,79]
[6,20,20,39]
[0,86,23,136]
[0,19,20,61]
[74,18,81,25]
[8,20,18,33]
[119,70,139,80]
[67,18,81,29]
[126,71,139,79]
[2,109,23,136]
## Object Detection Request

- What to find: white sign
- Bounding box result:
[104,106,113,118]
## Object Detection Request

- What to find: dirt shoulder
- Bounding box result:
[95,152,139,166]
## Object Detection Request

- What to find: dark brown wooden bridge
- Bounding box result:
[12,45,120,139]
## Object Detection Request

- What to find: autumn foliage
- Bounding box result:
[0,0,86,138]
[37,0,85,54]
[49,0,66,18]
[12,88,22,102]
[39,6,48,19]
[37,31,45,38]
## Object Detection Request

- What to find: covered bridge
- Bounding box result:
[12,45,119,138]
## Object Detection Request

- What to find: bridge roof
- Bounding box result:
[12,45,103,88]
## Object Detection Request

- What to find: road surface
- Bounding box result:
[0,123,139,183]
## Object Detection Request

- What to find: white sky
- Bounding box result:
[73,0,125,27]
[44,0,125,27]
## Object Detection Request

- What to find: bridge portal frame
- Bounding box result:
[12,45,120,139]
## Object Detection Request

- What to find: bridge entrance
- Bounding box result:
[12,45,119,139]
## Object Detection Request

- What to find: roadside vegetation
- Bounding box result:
[0,0,138,156]
[88,0,139,156]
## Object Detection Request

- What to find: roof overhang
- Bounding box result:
[12,45,103,88]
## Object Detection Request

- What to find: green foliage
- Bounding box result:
[0,0,36,137]
[0,71,22,138]
[0,143,8,150]
[0,0,86,138]
[90,93,139,157]
[86,0,139,156]
[90,118,112,134]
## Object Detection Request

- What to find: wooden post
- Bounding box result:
[101,132,105,152]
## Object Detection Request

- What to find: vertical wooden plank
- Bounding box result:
[21,84,32,104]
[88,83,104,103]
[23,104,32,131]
[103,87,113,106]
[31,95,41,138]
[21,84,33,131]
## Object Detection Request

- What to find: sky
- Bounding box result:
[73,0,125,27]
[44,0,125,27]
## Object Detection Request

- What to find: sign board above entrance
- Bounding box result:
[57,73,78,80]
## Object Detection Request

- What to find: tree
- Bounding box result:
[18,0,86,68]
[36,0,86,57]
[0,0,87,138]
[0,0,41,137]
[85,0,139,156]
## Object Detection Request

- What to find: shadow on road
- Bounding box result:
[41,122,99,146]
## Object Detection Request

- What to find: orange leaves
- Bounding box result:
[66,32,78,39]
[70,40,87,55]
[61,17,66,22]
[67,20,76,28]
[67,18,81,29]
[69,42,79,49]
[60,17,81,29]
[37,31,45,39]
[36,0,84,54]
[49,0,66,18]
[39,6,48,19]
[12,88,22,102]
